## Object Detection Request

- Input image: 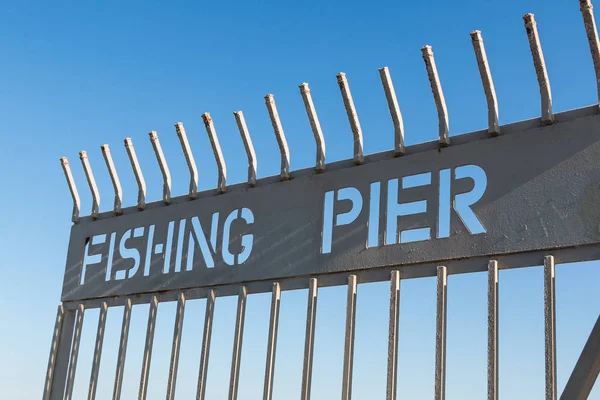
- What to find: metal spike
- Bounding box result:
[378,67,406,156]
[470,31,500,136]
[265,94,291,180]
[149,131,172,204]
[234,111,257,186]
[202,113,227,193]
[175,122,199,199]
[580,0,600,107]
[79,151,100,219]
[422,46,450,146]
[299,83,326,171]
[336,73,365,164]
[524,14,554,124]
[100,144,123,215]
[124,138,146,210]
[60,157,81,223]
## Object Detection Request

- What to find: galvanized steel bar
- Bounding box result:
[299,82,326,171]
[263,282,281,400]
[378,67,406,155]
[301,278,318,400]
[488,260,499,400]
[88,302,108,400]
[435,266,447,400]
[265,94,291,180]
[233,111,257,186]
[112,298,132,400]
[229,286,247,400]
[100,144,123,215]
[64,304,85,400]
[202,113,227,193]
[580,0,600,106]
[79,150,100,219]
[139,296,158,400]
[386,271,401,400]
[43,306,65,400]
[47,308,76,400]
[197,289,216,400]
[524,13,554,124]
[342,275,358,400]
[544,255,557,400]
[166,293,186,400]
[336,73,365,164]
[470,31,500,136]
[421,46,450,146]
[124,137,146,210]
[60,157,81,223]
[149,131,172,204]
[175,122,199,198]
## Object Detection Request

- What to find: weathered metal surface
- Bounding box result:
[265,94,291,180]
[386,271,400,400]
[301,278,318,400]
[197,289,215,400]
[175,122,199,199]
[88,302,108,400]
[470,31,500,136]
[229,286,247,400]
[101,144,123,215]
[263,282,281,400]
[234,111,257,186]
[341,275,357,400]
[202,113,227,193]
[524,14,554,124]
[79,151,100,219]
[112,298,131,400]
[580,0,600,106]
[336,73,364,164]
[166,293,185,400]
[299,83,326,171]
[421,46,450,146]
[124,137,146,210]
[488,260,498,400]
[139,296,158,400]
[544,255,557,400]
[379,67,405,156]
[60,158,80,223]
[434,266,447,400]
[43,306,65,400]
[64,304,85,400]
[149,131,172,204]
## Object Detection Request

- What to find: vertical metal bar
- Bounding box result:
[488,260,499,400]
[124,137,146,210]
[175,122,199,198]
[202,113,227,193]
[166,293,186,400]
[342,275,358,400]
[386,271,401,400]
[435,266,447,400]
[197,289,216,400]
[139,296,159,400]
[544,255,557,400]
[523,13,554,124]
[378,67,406,156]
[336,73,364,165]
[112,298,132,400]
[299,83,326,171]
[60,157,81,223]
[263,282,281,400]
[64,304,85,400]
[79,150,101,219]
[265,94,291,180]
[149,131,172,204]
[470,31,500,136]
[229,286,248,400]
[88,302,108,400]
[43,306,65,400]
[100,144,123,215]
[48,308,76,400]
[421,46,450,146]
[581,0,600,107]
[301,278,318,400]
[233,112,257,186]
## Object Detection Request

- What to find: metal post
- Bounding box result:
[124,137,146,210]
[101,144,123,215]
[378,67,405,155]
[79,151,100,219]
[544,255,557,400]
[580,0,600,107]
[488,261,499,400]
[166,293,186,400]
[421,46,450,146]
[197,289,216,400]
[112,299,132,400]
[299,83,326,171]
[229,286,247,400]
[149,131,172,204]
[265,94,291,180]
[435,266,447,400]
[342,275,358,400]
[88,302,108,400]
[470,31,500,136]
[202,113,227,193]
[64,304,85,400]
[139,296,158,400]
[336,73,364,164]
[47,307,76,400]
[301,278,318,400]
[175,122,199,198]
[386,271,401,400]
[263,282,281,400]
[233,112,257,186]
[60,157,81,223]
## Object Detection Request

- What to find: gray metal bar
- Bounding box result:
[149,131,171,204]
[43,306,65,400]
[88,302,108,400]
[299,83,326,171]
[470,31,500,136]
[124,137,146,210]
[524,13,554,124]
[301,278,318,400]
[336,73,364,165]
[64,304,85,400]
[100,144,123,215]
[175,122,199,199]
[544,255,557,400]
[202,113,227,193]
[378,67,406,156]
[342,275,358,400]
[139,295,158,400]
[229,286,247,400]
[421,46,450,146]
[233,111,257,186]
[435,266,447,400]
[197,289,216,400]
[581,0,600,106]
[386,271,401,400]
[265,94,291,180]
[166,293,186,400]
[48,308,76,400]
[79,151,100,219]
[263,282,281,400]
[112,298,132,400]
[60,157,81,223]
[488,260,498,400]
[560,313,600,400]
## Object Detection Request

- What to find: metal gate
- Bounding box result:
[44,2,600,399]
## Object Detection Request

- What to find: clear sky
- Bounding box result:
[0,0,599,399]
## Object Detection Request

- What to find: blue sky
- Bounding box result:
[0,0,599,398]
